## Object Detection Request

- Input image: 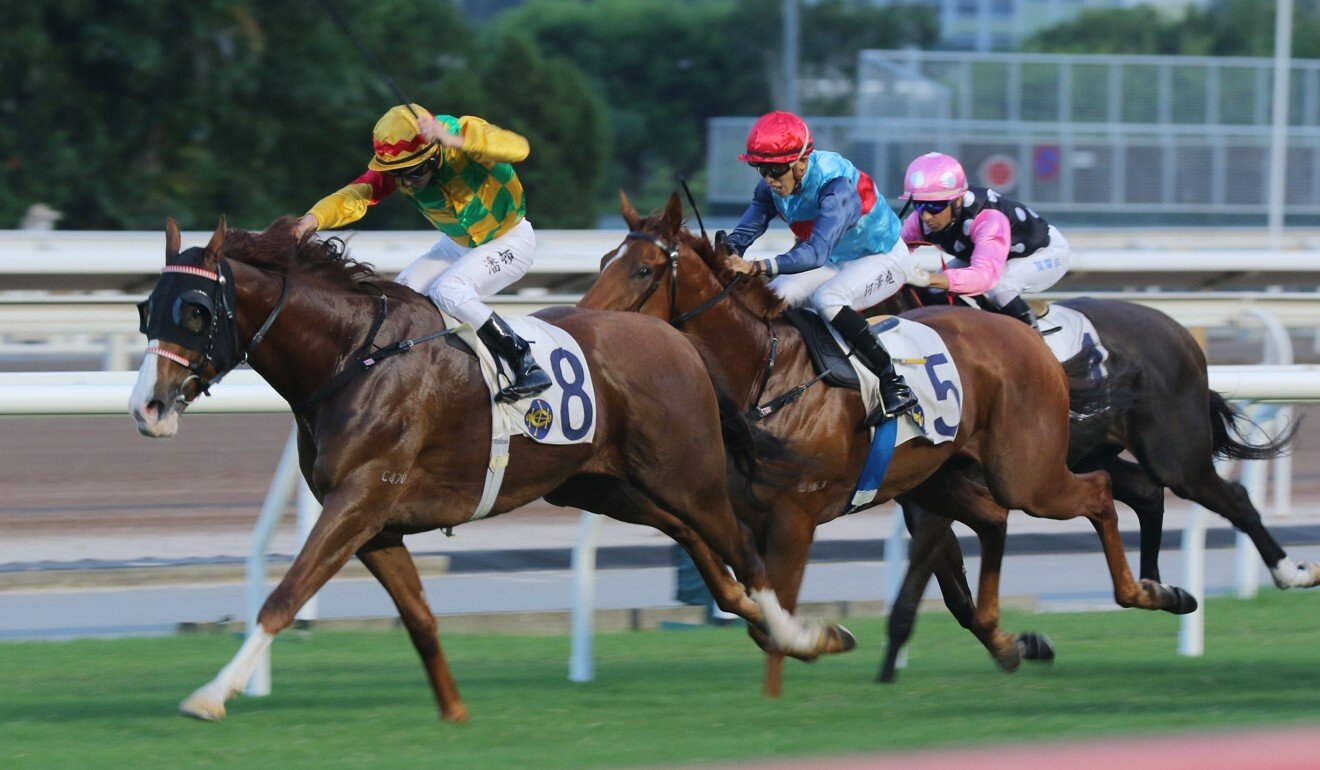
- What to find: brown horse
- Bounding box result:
[877,291,1303,682]
[578,192,1196,695]
[128,218,854,723]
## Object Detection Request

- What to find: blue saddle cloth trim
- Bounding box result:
[843,415,899,515]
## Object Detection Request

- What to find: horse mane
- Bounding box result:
[222,216,407,297]
[634,210,786,319]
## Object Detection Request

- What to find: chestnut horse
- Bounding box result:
[128,218,854,723]
[877,291,1304,682]
[578,193,1196,695]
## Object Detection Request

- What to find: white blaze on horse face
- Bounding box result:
[129,342,180,438]
[601,244,629,271]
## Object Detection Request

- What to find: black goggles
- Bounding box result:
[750,162,793,180]
[915,199,954,215]
[386,156,439,182]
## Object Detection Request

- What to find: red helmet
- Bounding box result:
[739,111,813,164]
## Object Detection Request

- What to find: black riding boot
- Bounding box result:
[477,313,552,404]
[829,307,918,425]
[998,295,1038,329]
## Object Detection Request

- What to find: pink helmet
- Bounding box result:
[739,111,813,164]
[904,152,968,202]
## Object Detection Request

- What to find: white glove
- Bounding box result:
[907,266,933,288]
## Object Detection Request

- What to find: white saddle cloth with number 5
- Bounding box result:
[834,316,963,446]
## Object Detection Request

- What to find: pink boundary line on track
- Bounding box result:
[699,727,1320,770]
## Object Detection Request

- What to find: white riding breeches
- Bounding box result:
[941,225,1071,308]
[394,218,537,328]
[767,241,914,320]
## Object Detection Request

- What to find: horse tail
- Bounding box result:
[1061,342,1142,447]
[1207,390,1300,461]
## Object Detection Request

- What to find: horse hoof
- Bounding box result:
[1016,631,1055,662]
[179,691,226,722]
[831,624,857,654]
[441,705,469,724]
[877,663,898,684]
[1165,586,1198,615]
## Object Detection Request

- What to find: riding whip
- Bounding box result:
[317,0,420,119]
[680,176,710,244]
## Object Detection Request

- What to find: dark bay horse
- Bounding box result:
[128,218,853,723]
[877,292,1305,682]
[578,193,1195,695]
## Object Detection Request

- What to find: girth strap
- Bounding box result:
[291,295,453,413]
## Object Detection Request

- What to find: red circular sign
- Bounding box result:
[978,154,1017,190]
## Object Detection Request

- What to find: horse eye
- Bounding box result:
[637,266,652,278]
[175,301,211,333]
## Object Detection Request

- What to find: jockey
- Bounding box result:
[899,152,1071,328]
[293,104,551,404]
[724,111,918,423]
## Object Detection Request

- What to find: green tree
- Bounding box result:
[0,0,605,229]
[492,0,771,211]
[472,34,610,228]
[493,0,936,213]
[1022,6,1184,54]
[730,0,939,114]
[1025,0,1320,58]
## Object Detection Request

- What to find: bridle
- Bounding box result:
[140,243,453,415]
[621,230,802,420]
[623,231,744,327]
[139,255,291,401]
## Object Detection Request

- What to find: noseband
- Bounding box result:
[624,231,743,327]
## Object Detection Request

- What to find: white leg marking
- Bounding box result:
[1272,557,1320,589]
[750,588,824,657]
[179,629,274,721]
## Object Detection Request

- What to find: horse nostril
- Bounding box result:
[145,399,164,420]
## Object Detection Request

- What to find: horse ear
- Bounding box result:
[619,189,641,231]
[712,229,729,256]
[203,216,227,268]
[662,192,684,239]
[165,217,181,263]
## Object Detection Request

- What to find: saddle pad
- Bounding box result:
[1037,303,1109,377]
[872,316,963,445]
[810,315,962,446]
[444,313,598,446]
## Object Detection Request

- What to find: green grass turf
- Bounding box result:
[3,592,1320,769]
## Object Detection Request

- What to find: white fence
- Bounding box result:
[6,228,1320,370]
[4,364,1320,689]
[6,365,1318,415]
[6,291,1320,371]
[6,228,1320,291]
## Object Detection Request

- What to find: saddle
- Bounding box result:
[782,307,898,391]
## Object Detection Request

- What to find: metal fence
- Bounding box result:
[708,51,1320,221]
